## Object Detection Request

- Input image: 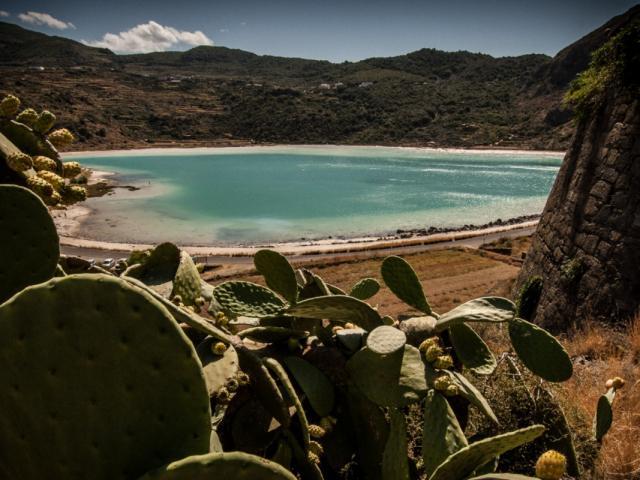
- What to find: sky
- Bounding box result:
[0,1,637,61]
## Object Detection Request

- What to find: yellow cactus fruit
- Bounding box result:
[444,384,459,397]
[26,175,54,197]
[62,161,82,178]
[43,190,62,206]
[216,387,231,404]
[6,152,33,173]
[48,128,75,148]
[433,375,451,392]
[237,372,250,386]
[194,297,205,307]
[611,377,625,389]
[196,263,205,273]
[226,377,239,392]
[211,342,228,356]
[418,336,440,352]
[37,170,65,191]
[309,440,324,456]
[171,295,183,305]
[33,110,56,134]
[309,424,326,439]
[0,94,21,117]
[425,344,445,362]
[16,107,39,126]
[307,451,320,465]
[433,354,454,370]
[33,155,57,172]
[535,450,566,480]
[319,416,336,434]
[62,185,87,203]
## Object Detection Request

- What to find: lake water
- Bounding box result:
[71,146,562,245]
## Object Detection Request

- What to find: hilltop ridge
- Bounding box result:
[0,5,637,150]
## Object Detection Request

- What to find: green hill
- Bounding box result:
[0,5,637,150]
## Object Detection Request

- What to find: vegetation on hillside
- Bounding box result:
[564,22,640,117]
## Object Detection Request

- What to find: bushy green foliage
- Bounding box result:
[564,22,640,116]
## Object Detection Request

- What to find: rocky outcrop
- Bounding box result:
[515,84,639,331]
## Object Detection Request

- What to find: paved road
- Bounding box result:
[61,226,536,265]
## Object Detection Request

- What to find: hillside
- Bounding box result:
[0,6,637,150]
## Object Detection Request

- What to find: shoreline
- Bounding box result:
[62,144,566,158]
[58,219,539,257]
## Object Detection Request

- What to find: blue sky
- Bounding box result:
[1,1,637,61]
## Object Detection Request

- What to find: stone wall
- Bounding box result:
[515,88,640,331]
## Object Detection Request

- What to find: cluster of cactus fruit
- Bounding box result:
[0,93,87,206]
[0,183,624,480]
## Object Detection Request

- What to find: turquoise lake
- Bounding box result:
[71,146,563,245]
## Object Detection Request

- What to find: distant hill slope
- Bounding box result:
[0,6,637,150]
[0,22,114,66]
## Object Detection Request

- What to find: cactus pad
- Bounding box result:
[138,452,297,480]
[366,325,407,355]
[430,425,545,480]
[238,326,308,343]
[283,356,335,417]
[435,297,515,332]
[254,249,298,304]
[350,277,380,300]
[0,185,59,303]
[449,371,498,425]
[381,256,431,314]
[214,281,286,317]
[0,274,211,480]
[448,323,496,375]
[123,276,230,343]
[171,251,202,306]
[236,346,290,428]
[382,408,410,480]
[287,295,383,331]
[335,327,366,352]
[195,338,239,397]
[594,387,615,441]
[508,318,572,382]
[347,344,427,407]
[124,242,181,297]
[422,390,468,476]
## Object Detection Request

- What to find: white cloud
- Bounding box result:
[0,11,10,18]
[84,21,213,53]
[18,11,75,30]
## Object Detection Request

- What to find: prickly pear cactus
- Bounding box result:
[254,249,298,304]
[0,274,211,480]
[214,281,286,317]
[430,425,546,480]
[349,277,380,300]
[138,452,297,480]
[508,318,572,382]
[171,251,202,306]
[0,94,87,205]
[381,255,431,314]
[0,185,59,303]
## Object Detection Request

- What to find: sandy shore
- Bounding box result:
[58,220,539,257]
[62,144,566,158]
